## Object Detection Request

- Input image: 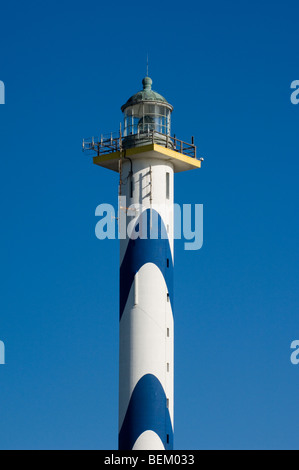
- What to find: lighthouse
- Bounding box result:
[84,76,202,450]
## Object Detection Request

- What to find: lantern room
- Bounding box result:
[121,76,173,148]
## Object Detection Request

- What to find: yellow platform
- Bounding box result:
[93,143,202,173]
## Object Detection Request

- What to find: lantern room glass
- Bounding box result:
[124,103,171,137]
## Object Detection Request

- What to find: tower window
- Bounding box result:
[167,293,170,302]
[166,172,170,199]
[167,328,170,337]
[166,258,169,268]
[130,178,133,198]
[166,434,169,444]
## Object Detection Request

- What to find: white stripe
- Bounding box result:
[133,430,165,450]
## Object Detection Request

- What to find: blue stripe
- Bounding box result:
[120,209,173,320]
[119,374,173,450]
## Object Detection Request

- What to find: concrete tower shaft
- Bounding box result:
[119,158,174,449]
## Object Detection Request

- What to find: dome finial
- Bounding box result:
[142,76,152,90]
[146,53,149,77]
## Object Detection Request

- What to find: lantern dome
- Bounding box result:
[121,77,173,112]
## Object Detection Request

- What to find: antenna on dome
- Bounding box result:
[146,53,149,77]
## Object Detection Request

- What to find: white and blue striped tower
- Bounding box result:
[85,76,201,450]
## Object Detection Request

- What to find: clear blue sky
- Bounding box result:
[0,0,298,450]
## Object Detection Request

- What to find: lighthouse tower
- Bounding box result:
[84,76,202,450]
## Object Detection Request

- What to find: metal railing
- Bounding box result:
[83,129,198,159]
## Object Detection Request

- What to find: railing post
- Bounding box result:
[119,122,122,151]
